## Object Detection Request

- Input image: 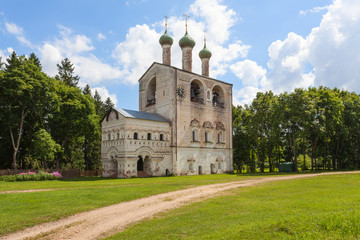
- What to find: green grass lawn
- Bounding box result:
[0,174,268,235]
[107,174,360,240]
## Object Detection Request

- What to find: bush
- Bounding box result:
[0,171,62,182]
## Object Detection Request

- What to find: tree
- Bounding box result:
[83,84,91,95]
[93,90,104,116]
[48,82,99,169]
[55,58,80,87]
[29,53,42,70]
[32,129,61,168]
[104,97,114,112]
[250,91,279,172]
[0,52,54,169]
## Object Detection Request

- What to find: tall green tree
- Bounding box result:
[29,53,42,70]
[93,90,105,116]
[83,84,91,95]
[104,97,114,113]
[0,52,54,169]
[55,58,79,87]
[48,82,99,169]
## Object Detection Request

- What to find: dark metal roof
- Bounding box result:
[115,107,170,122]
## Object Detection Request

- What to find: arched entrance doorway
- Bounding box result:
[210,163,215,174]
[198,166,202,175]
[137,156,143,171]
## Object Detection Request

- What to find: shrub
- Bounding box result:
[0,171,62,182]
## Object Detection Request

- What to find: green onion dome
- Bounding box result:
[199,44,212,59]
[159,30,174,45]
[179,32,196,48]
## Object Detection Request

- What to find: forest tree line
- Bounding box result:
[0,52,114,170]
[233,87,360,172]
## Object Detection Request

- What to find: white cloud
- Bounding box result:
[0,49,6,65]
[73,54,123,85]
[299,6,328,16]
[5,22,33,47]
[39,25,123,85]
[266,32,311,93]
[189,0,236,44]
[5,22,23,35]
[7,47,14,54]
[230,60,268,105]
[230,60,267,87]
[307,0,360,91]
[112,0,249,85]
[97,33,106,41]
[233,86,261,106]
[39,43,63,76]
[112,24,161,85]
[91,87,118,107]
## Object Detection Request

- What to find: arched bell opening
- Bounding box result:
[212,85,225,108]
[190,80,204,104]
[146,77,156,106]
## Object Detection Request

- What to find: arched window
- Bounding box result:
[146,77,156,106]
[192,130,199,142]
[205,132,209,142]
[190,80,204,104]
[147,133,152,140]
[160,134,164,141]
[189,163,194,171]
[212,85,225,108]
[133,132,138,140]
[108,134,111,140]
[117,133,120,139]
[218,133,221,143]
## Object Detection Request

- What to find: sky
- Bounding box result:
[1,0,360,109]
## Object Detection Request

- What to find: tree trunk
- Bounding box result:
[303,141,306,172]
[311,137,318,171]
[290,134,298,172]
[9,108,26,170]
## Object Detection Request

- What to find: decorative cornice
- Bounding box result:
[215,121,225,131]
[190,119,201,128]
[203,121,214,129]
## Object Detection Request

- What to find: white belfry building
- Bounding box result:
[101,21,233,178]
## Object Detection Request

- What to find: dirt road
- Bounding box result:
[2,171,359,240]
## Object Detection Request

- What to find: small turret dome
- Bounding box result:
[199,45,212,59]
[159,30,173,45]
[179,32,195,48]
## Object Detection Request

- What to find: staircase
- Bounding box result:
[137,171,150,178]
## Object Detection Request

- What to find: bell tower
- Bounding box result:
[138,14,233,176]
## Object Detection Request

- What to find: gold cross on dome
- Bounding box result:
[164,16,168,31]
[183,14,190,31]
[203,30,206,45]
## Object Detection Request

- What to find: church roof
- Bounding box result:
[114,107,171,122]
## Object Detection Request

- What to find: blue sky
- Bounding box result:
[2,0,359,109]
